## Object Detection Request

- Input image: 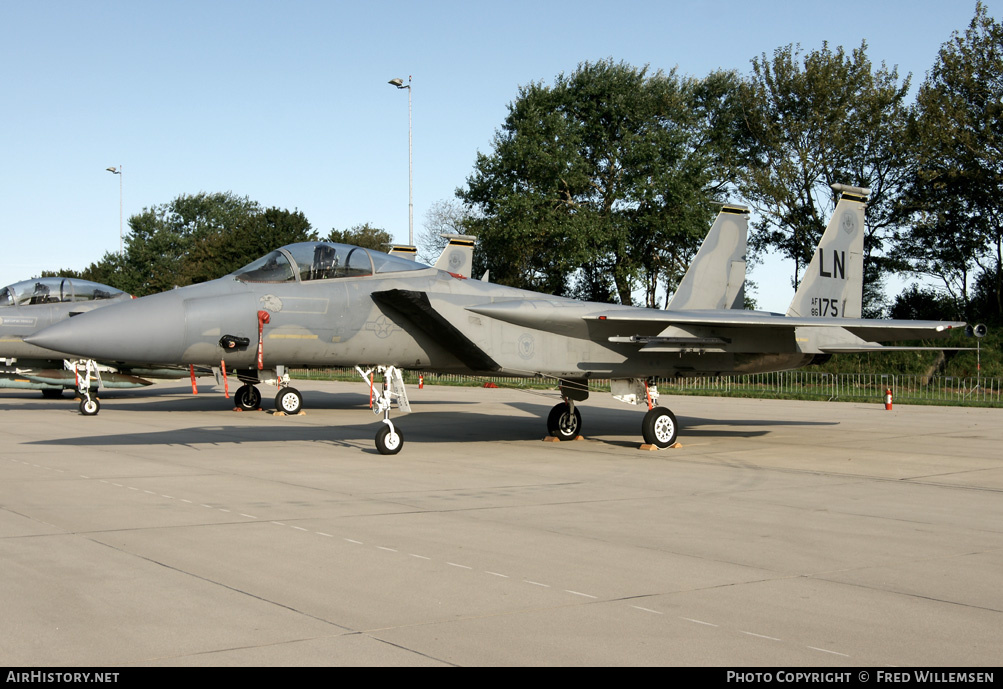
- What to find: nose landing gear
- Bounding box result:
[71,359,102,416]
[357,365,411,455]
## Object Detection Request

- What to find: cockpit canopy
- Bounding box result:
[0,278,127,308]
[232,242,430,283]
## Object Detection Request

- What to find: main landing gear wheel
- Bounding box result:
[375,424,403,455]
[547,403,582,441]
[79,396,100,416]
[41,388,64,399]
[234,384,262,411]
[275,387,303,414]
[642,406,678,448]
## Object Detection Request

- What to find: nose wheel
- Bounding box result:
[79,394,100,416]
[375,423,403,454]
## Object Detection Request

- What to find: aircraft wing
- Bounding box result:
[818,344,977,353]
[469,300,966,343]
[372,289,501,372]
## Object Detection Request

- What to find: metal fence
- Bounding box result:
[651,371,1002,405]
[295,368,1003,407]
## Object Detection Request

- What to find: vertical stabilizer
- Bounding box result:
[668,204,748,310]
[786,184,868,318]
[389,245,418,261]
[434,234,477,278]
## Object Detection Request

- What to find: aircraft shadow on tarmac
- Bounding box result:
[0,388,484,415]
[21,395,836,453]
[24,410,545,451]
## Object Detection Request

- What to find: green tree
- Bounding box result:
[737,41,913,315]
[890,283,964,321]
[121,192,268,293]
[45,193,316,296]
[186,205,316,286]
[971,267,1003,324]
[459,60,741,306]
[895,2,1003,321]
[326,223,393,253]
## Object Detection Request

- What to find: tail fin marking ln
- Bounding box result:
[786,184,869,319]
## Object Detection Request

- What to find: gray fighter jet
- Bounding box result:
[0,277,217,412]
[27,185,969,453]
[19,204,746,420]
[0,278,143,402]
[0,238,481,418]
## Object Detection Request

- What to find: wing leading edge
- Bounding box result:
[371,289,501,372]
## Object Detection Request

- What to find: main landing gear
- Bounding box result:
[275,387,303,415]
[229,367,302,414]
[546,379,588,441]
[234,383,262,411]
[546,378,679,449]
[641,406,678,448]
[357,365,411,455]
[547,401,582,441]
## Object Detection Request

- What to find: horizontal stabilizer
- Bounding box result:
[840,323,965,342]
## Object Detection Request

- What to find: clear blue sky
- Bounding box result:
[1,0,996,311]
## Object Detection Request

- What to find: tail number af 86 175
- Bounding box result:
[811,297,840,317]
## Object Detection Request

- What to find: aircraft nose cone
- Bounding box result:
[26,291,187,363]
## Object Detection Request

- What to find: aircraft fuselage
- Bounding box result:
[32,268,812,382]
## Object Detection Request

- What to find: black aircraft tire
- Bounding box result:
[641,407,678,448]
[79,397,100,416]
[235,384,261,411]
[375,425,403,455]
[547,403,582,441]
[275,388,303,414]
[41,388,64,399]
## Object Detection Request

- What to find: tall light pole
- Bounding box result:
[388,76,413,247]
[106,165,123,255]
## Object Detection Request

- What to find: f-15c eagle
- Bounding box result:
[27,185,971,453]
